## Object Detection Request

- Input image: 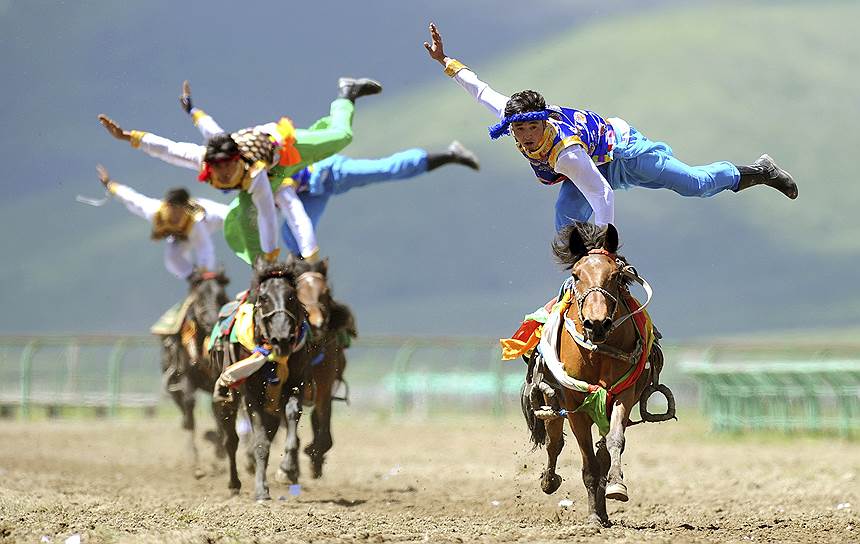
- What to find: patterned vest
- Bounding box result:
[518,106,615,186]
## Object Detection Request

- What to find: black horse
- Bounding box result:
[157,268,230,477]
[208,256,311,500]
[275,258,356,483]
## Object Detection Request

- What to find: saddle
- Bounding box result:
[150,295,195,336]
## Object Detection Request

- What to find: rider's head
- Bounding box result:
[203,134,244,186]
[163,187,190,224]
[505,90,547,152]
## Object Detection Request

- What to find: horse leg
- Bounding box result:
[569,412,610,527]
[213,397,241,495]
[181,378,205,478]
[276,394,302,484]
[306,364,334,479]
[540,416,564,494]
[605,392,636,502]
[249,406,280,501]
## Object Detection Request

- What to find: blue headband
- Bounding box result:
[488,110,551,140]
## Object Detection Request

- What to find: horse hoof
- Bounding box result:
[229,487,240,497]
[606,482,628,502]
[276,467,298,484]
[541,472,562,495]
[193,467,206,480]
[586,513,605,528]
[255,495,271,503]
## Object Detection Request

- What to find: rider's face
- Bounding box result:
[165,203,185,224]
[210,159,242,186]
[510,121,547,151]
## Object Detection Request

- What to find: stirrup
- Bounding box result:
[639,384,676,423]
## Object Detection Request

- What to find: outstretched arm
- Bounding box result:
[554,147,615,226]
[274,183,319,261]
[423,22,509,118]
[180,80,226,140]
[97,164,161,221]
[247,172,280,256]
[98,114,205,171]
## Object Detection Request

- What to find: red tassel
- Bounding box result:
[198,162,212,182]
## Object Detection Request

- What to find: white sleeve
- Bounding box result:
[164,241,194,279]
[197,197,229,233]
[450,66,510,119]
[109,183,161,221]
[190,108,226,140]
[137,132,205,171]
[274,184,318,258]
[188,221,216,271]
[554,146,615,226]
[248,172,279,254]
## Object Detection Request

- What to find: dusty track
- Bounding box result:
[0,413,857,543]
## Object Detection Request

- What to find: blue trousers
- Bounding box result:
[282,149,428,255]
[554,127,740,230]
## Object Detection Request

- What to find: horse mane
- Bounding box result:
[291,258,327,278]
[552,222,631,284]
[188,267,229,286]
[254,261,296,284]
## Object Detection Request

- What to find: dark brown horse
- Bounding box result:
[523,222,668,527]
[275,258,355,484]
[158,268,229,477]
[207,256,311,500]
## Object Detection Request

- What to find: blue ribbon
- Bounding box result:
[488,110,551,140]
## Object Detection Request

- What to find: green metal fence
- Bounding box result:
[681,343,860,436]
[0,334,698,420]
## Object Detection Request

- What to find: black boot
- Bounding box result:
[427,140,480,171]
[337,77,382,102]
[734,154,797,199]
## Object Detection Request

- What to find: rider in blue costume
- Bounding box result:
[423,23,797,230]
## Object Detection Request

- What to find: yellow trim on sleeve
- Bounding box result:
[106,181,119,194]
[548,136,587,170]
[263,248,281,263]
[129,130,147,149]
[444,58,468,77]
[303,247,320,263]
[191,109,207,126]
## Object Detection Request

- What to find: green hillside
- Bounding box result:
[3,1,859,339]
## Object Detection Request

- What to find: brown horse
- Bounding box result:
[275,258,355,483]
[524,222,667,527]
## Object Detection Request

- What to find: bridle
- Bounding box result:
[253,273,307,353]
[564,249,654,356]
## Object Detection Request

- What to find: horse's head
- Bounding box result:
[187,268,230,333]
[251,254,306,356]
[553,222,626,344]
[293,257,332,333]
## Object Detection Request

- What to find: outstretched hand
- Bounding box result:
[96,164,111,188]
[423,22,448,65]
[180,80,193,114]
[97,114,131,141]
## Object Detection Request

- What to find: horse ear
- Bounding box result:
[567,224,588,256]
[252,254,268,277]
[603,223,619,253]
[319,257,329,276]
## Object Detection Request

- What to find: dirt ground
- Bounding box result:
[0,411,857,543]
